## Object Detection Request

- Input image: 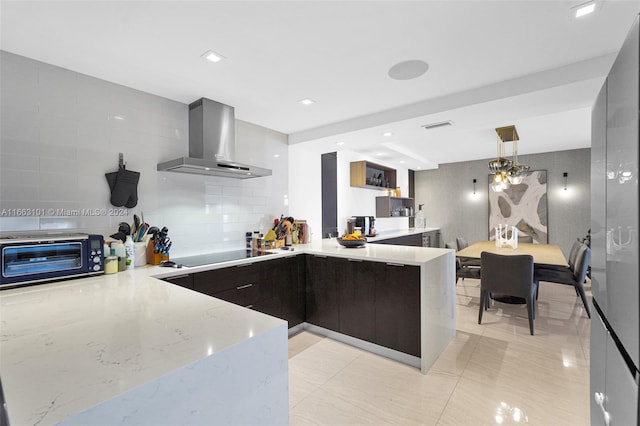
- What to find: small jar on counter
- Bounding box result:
[104,256,119,274]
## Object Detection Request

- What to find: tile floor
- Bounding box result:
[288,277,591,425]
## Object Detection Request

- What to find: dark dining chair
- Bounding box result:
[478,252,537,335]
[447,241,480,284]
[534,244,591,318]
[456,237,481,267]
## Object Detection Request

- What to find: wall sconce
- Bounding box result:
[563,172,568,190]
[473,178,477,194]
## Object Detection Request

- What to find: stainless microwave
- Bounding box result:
[0,232,104,289]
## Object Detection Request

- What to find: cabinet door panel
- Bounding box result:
[281,255,306,327]
[375,263,421,357]
[251,296,282,319]
[337,258,377,342]
[305,255,339,331]
[193,263,261,296]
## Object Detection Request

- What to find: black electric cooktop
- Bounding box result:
[171,250,275,267]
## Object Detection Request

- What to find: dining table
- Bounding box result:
[456,240,568,304]
[456,240,567,267]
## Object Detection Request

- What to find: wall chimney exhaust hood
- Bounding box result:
[157,98,272,179]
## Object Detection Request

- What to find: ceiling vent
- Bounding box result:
[421,120,453,130]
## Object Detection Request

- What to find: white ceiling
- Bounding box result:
[1,1,639,169]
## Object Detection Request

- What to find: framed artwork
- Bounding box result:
[488,170,548,244]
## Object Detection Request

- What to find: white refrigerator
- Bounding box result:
[590,14,639,426]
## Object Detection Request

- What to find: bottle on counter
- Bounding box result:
[253,231,260,251]
[285,227,292,247]
[124,235,135,270]
[415,204,427,228]
[246,232,253,249]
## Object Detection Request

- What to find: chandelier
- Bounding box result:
[489,125,530,192]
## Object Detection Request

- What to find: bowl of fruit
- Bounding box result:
[337,232,367,248]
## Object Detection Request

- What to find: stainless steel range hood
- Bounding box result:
[157,98,272,179]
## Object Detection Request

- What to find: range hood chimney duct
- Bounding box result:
[157,98,272,179]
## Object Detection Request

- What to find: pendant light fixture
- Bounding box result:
[489,125,529,192]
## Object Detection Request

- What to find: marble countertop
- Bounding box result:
[0,269,286,425]
[0,228,449,425]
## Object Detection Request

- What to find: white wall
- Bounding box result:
[289,141,411,239]
[0,51,288,257]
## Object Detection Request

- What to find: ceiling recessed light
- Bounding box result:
[383,132,393,137]
[201,49,225,63]
[273,154,280,158]
[573,1,596,17]
[299,98,315,106]
[336,142,345,146]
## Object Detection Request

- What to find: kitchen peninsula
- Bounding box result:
[0,237,454,425]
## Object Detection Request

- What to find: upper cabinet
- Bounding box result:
[350,161,397,190]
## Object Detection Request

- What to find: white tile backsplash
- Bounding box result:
[0,51,288,257]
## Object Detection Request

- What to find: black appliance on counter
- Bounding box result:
[590,15,639,426]
[0,232,104,289]
[353,216,376,237]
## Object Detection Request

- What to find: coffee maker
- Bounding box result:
[353,216,376,237]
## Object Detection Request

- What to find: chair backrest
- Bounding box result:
[480,252,534,298]
[456,237,469,251]
[568,241,582,269]
[446,241,461,269]
[572,244,591,284]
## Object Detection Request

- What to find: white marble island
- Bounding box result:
[298,238,456,373]
[0,272,289,426]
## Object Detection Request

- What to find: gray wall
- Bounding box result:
[415,148,590,255]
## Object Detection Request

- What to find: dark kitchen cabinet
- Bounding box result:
[193,262,281,313]
[371,233,423,247]
[371,231,440,248]
[193,262,262,296]
[281,255,306,328]
[189,257,304,327]
[337,257,378,342]
[375,262,421,357]
[305,254,339,331]
[162,273,194,290]
[264,255,305,327]
[423,230,440,248]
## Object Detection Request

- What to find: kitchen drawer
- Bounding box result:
[214,282,261,307]
[193,262,262,295]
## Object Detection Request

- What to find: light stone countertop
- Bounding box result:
[0,268,287,425]
[0,229,452,425]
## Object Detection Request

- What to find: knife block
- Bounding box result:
[147,239,165,265]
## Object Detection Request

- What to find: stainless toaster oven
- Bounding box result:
[0,232,104,289]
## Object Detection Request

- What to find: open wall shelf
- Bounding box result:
[350,161,397,190]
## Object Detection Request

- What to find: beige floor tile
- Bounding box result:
[437,375,589,426]
[290,387,394,426]
[321,352,459,425]
[289,330,325,359]
[288,268,592,425]
[429,330,481,376]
